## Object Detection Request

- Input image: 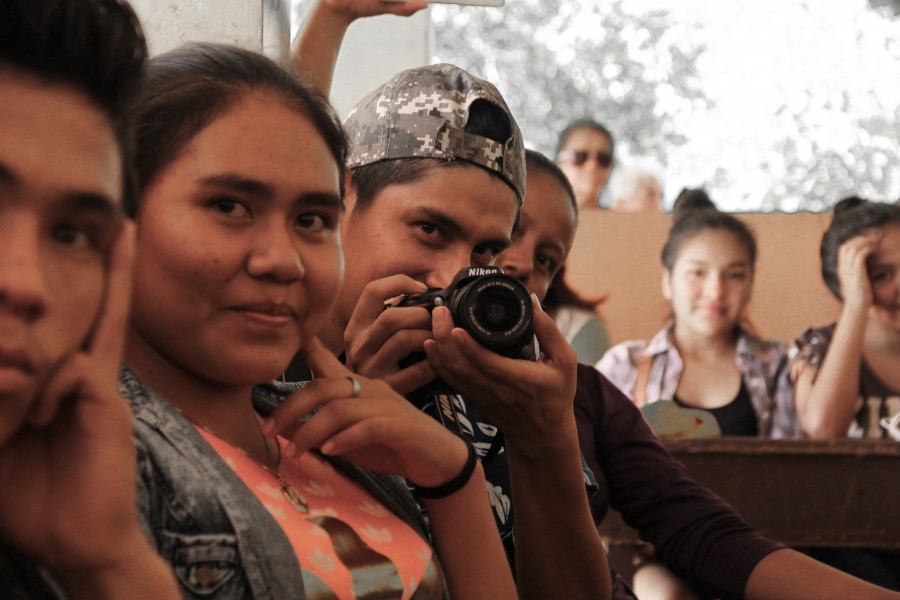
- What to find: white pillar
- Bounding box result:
[130,0,291,62]
[129,0,430,118]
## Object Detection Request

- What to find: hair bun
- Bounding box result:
[672,187,717,222]
[833,195,867,217]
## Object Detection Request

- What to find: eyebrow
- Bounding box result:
[65,192,121,220]
[197,173,276,199]
[197,173,343,209]
[1,160,120,218]
[685,258,750,269]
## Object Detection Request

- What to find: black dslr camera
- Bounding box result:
[390,266,539,362]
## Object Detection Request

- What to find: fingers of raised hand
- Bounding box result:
[28,354,89,429]
[29,353,123,430]
[529,295,575,367]
[86,221,135,383]
[348,275,428,328]
[272,376,410,458]
[346,322,433,376]
[326,0,428,19]
[301,337,352,378]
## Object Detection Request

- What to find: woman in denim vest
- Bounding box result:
[120,43,514,600]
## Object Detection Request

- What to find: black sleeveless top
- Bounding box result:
[674,380,759,436]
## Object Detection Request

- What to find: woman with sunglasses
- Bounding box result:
[555,119,616,212]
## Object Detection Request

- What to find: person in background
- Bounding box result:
[596,200,796,438]
[555,118,616,212]
[511,156,610,364]
[609,162,664,213]
[499,149,900,600]
[789,196,900,438]
[0,0,178,597]
[595,197,799,597]
[121,42,515,599]
[552,121,617,360]
[787,196,900,590]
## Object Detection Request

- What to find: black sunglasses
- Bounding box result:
[558,149,613,168]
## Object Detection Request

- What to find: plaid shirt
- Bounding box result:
[596,323,799,438]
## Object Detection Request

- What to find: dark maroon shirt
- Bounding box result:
[574,364,783,599]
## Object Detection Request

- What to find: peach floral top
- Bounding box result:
[197,428,443,599]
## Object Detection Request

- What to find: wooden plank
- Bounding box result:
[599,437,900,549]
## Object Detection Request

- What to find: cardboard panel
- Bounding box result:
[565,211,841,346]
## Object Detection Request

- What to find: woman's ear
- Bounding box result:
[661,267,673,301]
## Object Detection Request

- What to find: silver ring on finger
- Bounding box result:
[346,376,362,398]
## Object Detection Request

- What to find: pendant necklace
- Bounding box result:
[181,409,309,514]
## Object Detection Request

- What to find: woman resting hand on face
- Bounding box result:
[789,196,900,441]
[121,43,514,600]
[785,197,900,590]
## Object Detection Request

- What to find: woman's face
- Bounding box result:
[130,92,343,386]
[663,228,753,339]
[498,168,577,300]
[0,73,121,443]
[868,221,900,329]
[556,127,613,210]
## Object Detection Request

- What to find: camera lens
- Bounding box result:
[450,274,533,356]
[473,286,520,332]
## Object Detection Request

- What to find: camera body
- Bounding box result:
[391,266,539,361]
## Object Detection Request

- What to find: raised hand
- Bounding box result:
[837,230,881,311]
[0,223,176,597]
[265,337,468,489]
[0,222,136,566]
[292,0,427,93]
[422,295,579,457]
[343,274,438,395]
[319,0,428,21]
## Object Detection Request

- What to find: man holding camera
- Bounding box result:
[314,63,610,599]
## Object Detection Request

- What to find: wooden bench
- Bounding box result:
[599,437,900,582]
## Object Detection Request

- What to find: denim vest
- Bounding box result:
[119,366,446,599]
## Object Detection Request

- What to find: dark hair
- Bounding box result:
[349,99,515,214]
[525,149,578,217]
[820,196,900,300]
[543,265,604,312]
[0,0,147,209]
[555,119,616,162]
[129,43,347,216]
[672,187,714,213]
[661,198,758,274]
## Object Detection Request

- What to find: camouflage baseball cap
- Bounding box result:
[344,63,526,203]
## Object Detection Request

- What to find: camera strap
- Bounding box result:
[433,393,464,437]
[433,393,504,466]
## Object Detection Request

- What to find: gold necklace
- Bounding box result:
[180,408,309,514]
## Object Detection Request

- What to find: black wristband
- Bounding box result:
[414,440,478,499]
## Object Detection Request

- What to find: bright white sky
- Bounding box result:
[623,0,900,209]
[293,0,900,210]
